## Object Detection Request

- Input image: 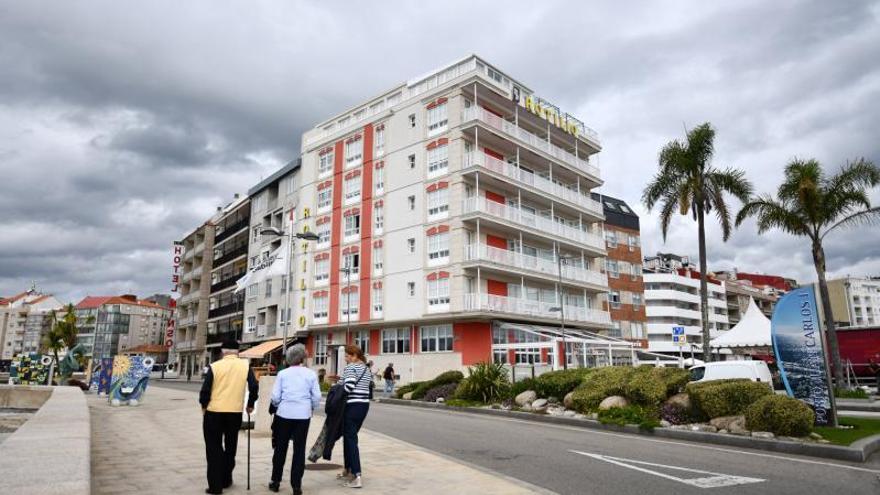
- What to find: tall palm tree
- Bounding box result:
[736,158,880,386]
[643,123,753,362]
[42,304,83,366]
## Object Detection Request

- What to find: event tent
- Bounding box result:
[711,297,772,349]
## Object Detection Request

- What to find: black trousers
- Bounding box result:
[343,402,369,476]
[203,411,243,491]
[271,416,311,489]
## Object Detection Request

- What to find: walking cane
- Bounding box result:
[247,412,251,491]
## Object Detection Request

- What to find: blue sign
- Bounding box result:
[771,286,835,425]
[672,326,685,336]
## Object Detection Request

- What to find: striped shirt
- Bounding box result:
[342,363,372,404]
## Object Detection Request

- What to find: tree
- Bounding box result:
[736,158,880,386]
[643,122,753,362]
[43,304,85,368]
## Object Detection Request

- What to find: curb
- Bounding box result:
[377,398,880,463]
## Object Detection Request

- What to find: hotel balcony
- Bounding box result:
[462,197,605,255]
[463,293,611,327]
[464,244,607,291]
[462,152,603,219]
[462,106,601,184]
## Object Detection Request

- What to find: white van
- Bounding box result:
[688,361,773,390]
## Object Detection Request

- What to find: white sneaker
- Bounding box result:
[343,476,362,488]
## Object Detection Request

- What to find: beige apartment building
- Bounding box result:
[173,221,215,376]
[1,287,64,360]
[826,276,880,327]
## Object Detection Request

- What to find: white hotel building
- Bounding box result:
[266,55,612,380]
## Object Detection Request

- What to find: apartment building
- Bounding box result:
[75,294,171,359]
[206,194,250,361]
[642,253,729,355]
[173,221,215,376]
[714,269,787,326]
[595,194,646,347]
[0,288,64,359]
[826,276,880,327]
[290,55,610,379]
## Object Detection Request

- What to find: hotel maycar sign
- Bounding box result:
[512,86,581,138]
[171,242,183,293]
[770,286,837,425]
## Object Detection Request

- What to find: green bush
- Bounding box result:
[651,366,690,396]
[455,362,510,403]
[410,370,465,400]
[835,387,869,399]
[597,405,660,430]
[533,368,594,399]
[623,368,668,407]
[686,380,772,419]
[745,395,815,436]
[320,381,331,393]
[395,380,427,399]
[508,377,538,399]
[570,367,635,413]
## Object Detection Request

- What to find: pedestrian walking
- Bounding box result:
[268,344,321,495]
[383,363,396,397]
[199,340,259,495]
[338,344,372,489]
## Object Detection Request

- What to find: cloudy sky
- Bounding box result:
[1,0,878,303]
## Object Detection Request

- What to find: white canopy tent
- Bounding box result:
[711,297,772,350]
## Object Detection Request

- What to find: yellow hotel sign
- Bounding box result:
[522,95,579,138]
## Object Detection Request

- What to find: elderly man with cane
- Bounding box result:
[199,339,259,494]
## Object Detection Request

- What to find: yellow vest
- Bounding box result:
[207,355,249,413]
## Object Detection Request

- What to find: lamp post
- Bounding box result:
[550,254,573,370]
[260,227,319,356]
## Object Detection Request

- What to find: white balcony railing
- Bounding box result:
[194,242,205,255]
[463,293,611,326]
[462,197,605,252]
[462,107,601,180]
[178,315,197,327]
[465,244,607,288]
[463,152,603,217]
[191,266,203,279]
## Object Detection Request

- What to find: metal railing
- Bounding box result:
[214,245,248,267]
[214,218,249,244]
[465,244,607,287]
[463,293,611,325]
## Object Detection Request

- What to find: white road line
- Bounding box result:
[572,451,765,488]
[387,405,880,474]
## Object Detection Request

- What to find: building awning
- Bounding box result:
[122,344,168,354]
[240,339,284,359]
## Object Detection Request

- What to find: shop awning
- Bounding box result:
[240,339,284,359]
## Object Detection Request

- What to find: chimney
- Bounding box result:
[234,193,240,199]
[216,206,222,212]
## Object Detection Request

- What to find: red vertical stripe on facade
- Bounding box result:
[453,322,492,366]
[487,279,508,296]
[370,329,381,355]
[486,234,507,250]
[329,140,345,324]
[485,190,506,204]
[359,124,374,319]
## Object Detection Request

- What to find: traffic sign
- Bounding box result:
[673,334,687,346]
[672,326,685,336]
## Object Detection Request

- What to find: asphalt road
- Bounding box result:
[154,381,880,494]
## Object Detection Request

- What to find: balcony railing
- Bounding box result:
[210,274,244,294]
[255,324,277,338]
[178,315,197,327]
[463,152,603,217]
[462,197,605,252]
[463,293,611,326]
[207,330,239,345]
[214,218,249,244]
[462,107,601,181]
[208,302,241,319]
[194,242,205,255]
[465,244,607,288]
[214,244,248,267]
[190,266,203,279]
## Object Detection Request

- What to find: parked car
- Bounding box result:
[150,363,178,379]
[688,361,773,390]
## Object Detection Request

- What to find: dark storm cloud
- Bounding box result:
[0,0,878,302]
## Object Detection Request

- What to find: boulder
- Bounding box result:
[709,415,746,432]
[689,424,718,433]
[515,390,537,407]
[598,395,629,410]
[520,404,533,412]
[718,429,729,434]
[809,432,823,440]
[665,393,691,410]
[436,397,445,404]
[751,431,775,439]
[563,392,575,409]
[660,420,672,428]
[548,396,560,405]
[532,398,548,409]
[402,392,414,400]
[563,410,577,417]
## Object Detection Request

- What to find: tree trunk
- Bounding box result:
[813,242,844,387]
[697,206,712,362]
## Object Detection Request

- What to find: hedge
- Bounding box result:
[570,367,635,412]
[411,370,465,400]
[423,382,460,403]
[745,395,814,436]
[395,380,427,399]
[568,366,690,413]
[686,379,772,419]
[533,368,594,399]
[509,377,538,400]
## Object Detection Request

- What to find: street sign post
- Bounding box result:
[672,326,686,367]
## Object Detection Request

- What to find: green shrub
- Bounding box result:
[835,387,869,399]
[623,367,668,407]
[533,368,594,399]
[597,405,660,430]
[410,370,465,399]
[745,395,815,436]
[687,380,772,418]
[508,377,538,399]
[320,381,331,393]
[455,362,510,403]
[395,380,427,399]
[570,367,635,413]
[445,398,484,408]
[651,366,690,396]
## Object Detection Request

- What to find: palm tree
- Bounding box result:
[736,158,880,386]
[42,304,84,367]
[643,122,753,362]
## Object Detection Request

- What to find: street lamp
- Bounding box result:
[259,227,320,356]
[549,254,574,370]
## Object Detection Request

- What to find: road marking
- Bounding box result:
[571,451,765,488]
[380,404,880,474]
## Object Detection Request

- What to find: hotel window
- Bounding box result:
[286,175,297,195]
[344,175,361,204]
[427,144,448,178]
[605,230,618,248]
[374,126,385,156]
[345,138,362,167]
[631,322,645,340]
[420,324,453,352]
[252,227,261,242]
[427,102,448,136]
[427,278,450,308]
[314,258,329,284]
[427,232,450,264]
[318,152,334,177]
[341,288,359,317]
[373,246,384,274]
[407,238,415,253]
[630,264,642,278]
[382,328,411,354]
[609,291,621,309]
[265,279,272,297]
[610,321,622,338]
[313,295,328,320]
[317,187,332,211]
[372,289,383,315]
[628,234,640,250]
[316,222,330,247]
[408,154,415,169]
[632,293,643,309]
[374,166,384,195]
[246,316,256,333]
[314,333,328,365]
[342,252,360,277]
[407,282,416,297]
[344,214,360,239]
[606,259,619,278]
[355,330,370,354]
[374,205,384,234]
[427,188,449,220]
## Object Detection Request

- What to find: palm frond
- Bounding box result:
[826,158,880,196]
[735,196,811,237]
[686,123,715,173]
[708,182,733,240]
[822,207,880,240]
[779,158,822,204]
[658,190,680,241]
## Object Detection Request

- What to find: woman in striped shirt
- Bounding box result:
[339,344,372,488]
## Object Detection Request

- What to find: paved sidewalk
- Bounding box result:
[89,386,542,494]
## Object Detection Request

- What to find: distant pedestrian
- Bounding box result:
[383,363,396,397]
[199,340,259,494]
[338,344,372,489]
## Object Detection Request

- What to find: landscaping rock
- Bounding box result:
[660,420,672,428]
[665,392,691,410]
[515,390,537,407]
[709,415,746,432]
[563,410,577,417]
[548,396,560,405]
[520,404,533,412]
[598,395,629,410]
[436,397,445,404]
[574,413,586,419]
[718,429,728,434]
[402,392,414,400]
[563,392,575,409]
[547,407,565,416]
[818,439,831,444]
[690,424,718,433]
[809,432,823,440]
[588,413,599,420]
[532,398,548,409]
[752,431,775,439]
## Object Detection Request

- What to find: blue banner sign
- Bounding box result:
[771,286,835,425]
